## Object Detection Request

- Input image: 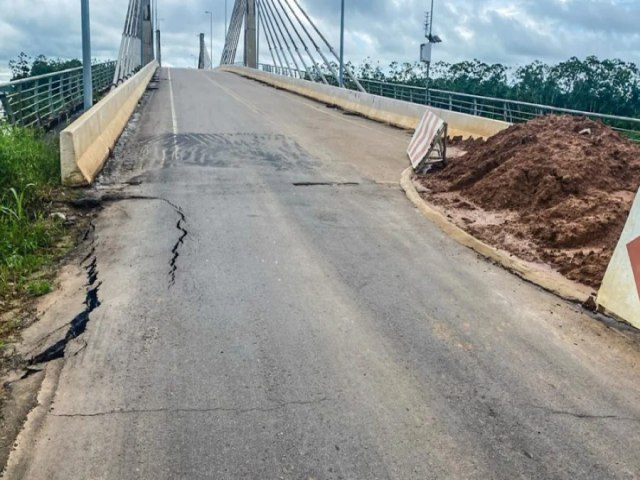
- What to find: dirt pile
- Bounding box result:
[421,114,640,289]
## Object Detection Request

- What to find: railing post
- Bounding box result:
[473,98,478,116]
[449,94,452,110]
[48,76,54,120]
[0,91,13,123]
[16,83,24,125]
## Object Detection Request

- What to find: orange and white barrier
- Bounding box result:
[598,188,640,329]
[407,111,445,171]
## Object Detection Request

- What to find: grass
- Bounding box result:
[0,122,68,312]
[26,280,53,297]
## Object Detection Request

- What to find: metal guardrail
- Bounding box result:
[254,63,640,140]
[0,61,116,129]
[357,78,640,139]
[258,63,306,79]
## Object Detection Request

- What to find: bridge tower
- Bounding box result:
[141,0,154,65]
[244,0,257,68]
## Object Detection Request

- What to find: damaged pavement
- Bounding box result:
[2,69,640,479]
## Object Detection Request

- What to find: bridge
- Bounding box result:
[2,1,640,479]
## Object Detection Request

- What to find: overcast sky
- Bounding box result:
[1,0,639,81]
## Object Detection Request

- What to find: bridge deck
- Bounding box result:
[12,69,640,479]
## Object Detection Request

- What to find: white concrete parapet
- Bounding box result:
[61,61,158,185]
[218,66,510,139]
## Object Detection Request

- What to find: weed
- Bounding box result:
[26,279,53,297]
[0,123,66,309]
[0,184,34,223]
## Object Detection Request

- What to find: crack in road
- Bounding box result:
[292,182,360,187]
[64,192,189,287]
[169,209,188,287]
[30,223,101,365]
[50,398,332,418]
[27,193,188,364]
[526,405,640,422]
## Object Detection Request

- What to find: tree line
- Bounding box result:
[352,56,640,118]
[9,53,82,81]
[9,53,640,118]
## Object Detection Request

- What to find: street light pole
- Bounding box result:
[205,10,213,68]
[225,0,228,39]
[81,0,92,110]
[339,0,345,88]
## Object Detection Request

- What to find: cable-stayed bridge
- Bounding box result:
[2,4,640,478]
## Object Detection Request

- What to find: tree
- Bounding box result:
[8,53,82,80]
[353,56,640,118]
[9,52,31,80]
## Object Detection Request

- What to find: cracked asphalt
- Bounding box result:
[7,69,640,479]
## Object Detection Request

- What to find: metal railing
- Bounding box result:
[258,63,307,79]
[0,61,116,129]
[253,64,640,140]
[357,78,640,139]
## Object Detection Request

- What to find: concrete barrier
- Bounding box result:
[60,61,159,185]
[218,66,510,139]
[597,189,640,329]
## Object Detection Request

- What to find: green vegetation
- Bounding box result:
[26,280,53,297]
[353,56,640,119]
[0,122,67,307]
[9,53,81,81]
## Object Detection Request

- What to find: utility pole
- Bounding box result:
[81,0,92,110]
[421,0,442,98]
[339,0,345,88]
[205,10,214,68]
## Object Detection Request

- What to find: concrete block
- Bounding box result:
[60,61,158,185]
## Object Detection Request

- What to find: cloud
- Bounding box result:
[0,0,638,82]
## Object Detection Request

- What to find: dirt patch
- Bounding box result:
[0,370,44,469]
[420,115,640,289]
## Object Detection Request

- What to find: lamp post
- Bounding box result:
[224,0,228,39]
[421,0,442,96]
[81,0,92,110]
[339,0,345,88]
[205,10,213,69]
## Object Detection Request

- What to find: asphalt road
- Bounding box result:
[7,69,640,479]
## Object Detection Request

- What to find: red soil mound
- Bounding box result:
[421,115,640,289]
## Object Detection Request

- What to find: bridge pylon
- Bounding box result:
[244,0,257,68]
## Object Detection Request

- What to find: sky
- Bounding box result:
[0,0,639,82]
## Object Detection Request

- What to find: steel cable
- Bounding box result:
[288,0,364,91]
[276,0,328,84]
[265,0,309,78]
[281,0,339,83]
[221,0,246,64]
[259,0,293,74]
[257,0,285,73]
[260,0,299,75]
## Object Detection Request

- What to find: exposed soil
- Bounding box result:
[421,115,640,289]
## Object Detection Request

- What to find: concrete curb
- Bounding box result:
[218,66,510,139]
[400,167,592,304]
[60,61,159,186]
